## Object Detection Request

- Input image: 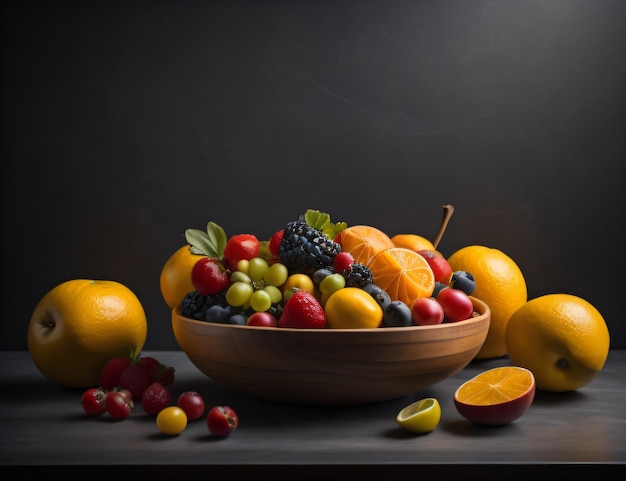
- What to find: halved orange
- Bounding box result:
[334,225,395,265]
[453,366,536,426]
[366,247,435,307]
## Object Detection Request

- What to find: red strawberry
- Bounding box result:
[141,382,171,416]
[278,290,327,329]
[99,356,131,390]
[137,356,160,371]
[222,233,260,271]
[149,363,175,386]
[119,363,153,401]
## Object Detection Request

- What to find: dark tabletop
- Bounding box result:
[1,350,624,478]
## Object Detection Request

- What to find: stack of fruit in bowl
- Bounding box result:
[167,208,482,331]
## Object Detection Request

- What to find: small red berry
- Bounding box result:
[333,251,354,274]
[105,390,133,419]
[81,387,107,416]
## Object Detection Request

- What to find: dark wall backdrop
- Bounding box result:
[2,0,624,351]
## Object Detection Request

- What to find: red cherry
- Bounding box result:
[410,297,444,326]
[437,287,474,322]
[247,311,278,327]
[206,405,238,437]
[332,251,354,274]
[81,387,107,416]
[177,392,205,421]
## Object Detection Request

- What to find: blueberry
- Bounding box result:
[432,282,449,299]
[362,283,392,312]
[228,313,248,325]
[450,271,476,296]
[312,268,334,286]
[383,300,413,327]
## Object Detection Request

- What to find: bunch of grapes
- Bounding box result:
[225,258,289,313]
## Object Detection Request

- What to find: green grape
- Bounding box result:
[263,285,283,304]
[319,273,346,295]
[248,257,269,282]
[264,262,288,287]
[230,271,252,284]
[250,289,272,312]
[237,259,250,274]
[226,281,254,307]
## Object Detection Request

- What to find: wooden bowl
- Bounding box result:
[172,297,490,406]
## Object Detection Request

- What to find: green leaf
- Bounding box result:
[206,221,227,258]
[303,209,347,240]
[185,228,219,258]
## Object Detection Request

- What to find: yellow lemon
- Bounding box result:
[324,287,383,329]
[396,398,441,434]
[505,294,610,392]
[447,245,527,359]
[28,279,148,388]
[160,245,203,309]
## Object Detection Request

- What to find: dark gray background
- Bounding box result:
[2,0,624,351]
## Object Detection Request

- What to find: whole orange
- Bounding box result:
[28,279,148,388]
[335,225,395,265]
[505,294,610,392]
[391,233,436,253]
[160,245,203,309]
[447,245,527,359]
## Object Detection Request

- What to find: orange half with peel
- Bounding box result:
[454,366,536,426]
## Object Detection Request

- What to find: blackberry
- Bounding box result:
[279,220,342,272]
[180,291,227,321]
[342,263,373,288]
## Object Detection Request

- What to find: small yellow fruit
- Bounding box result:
[156,406,188,435]
[447,245,527,359]
[324,287,383,329]
[505,294,610,392]
[281,273,315,297]
[27,279,148,388]
[396,398,441,434]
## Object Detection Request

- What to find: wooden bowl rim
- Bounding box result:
[173,296,490,334]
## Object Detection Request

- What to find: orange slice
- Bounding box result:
[453,366,536,425]
[366,247,435,307]
[335,225,395,265]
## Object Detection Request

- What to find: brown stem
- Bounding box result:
[432,204,454,250]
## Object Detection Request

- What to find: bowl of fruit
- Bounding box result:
[169,209,491,406]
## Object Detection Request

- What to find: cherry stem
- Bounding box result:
[432,204,454,250]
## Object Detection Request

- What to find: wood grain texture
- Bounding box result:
[172,297,490,405]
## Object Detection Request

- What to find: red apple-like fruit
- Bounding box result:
[177,391,205,421]
[437,287,474,322]
[191,257,230,296]
[247,311,278,327]
[410,297,444,326]
[207,405,238,437]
